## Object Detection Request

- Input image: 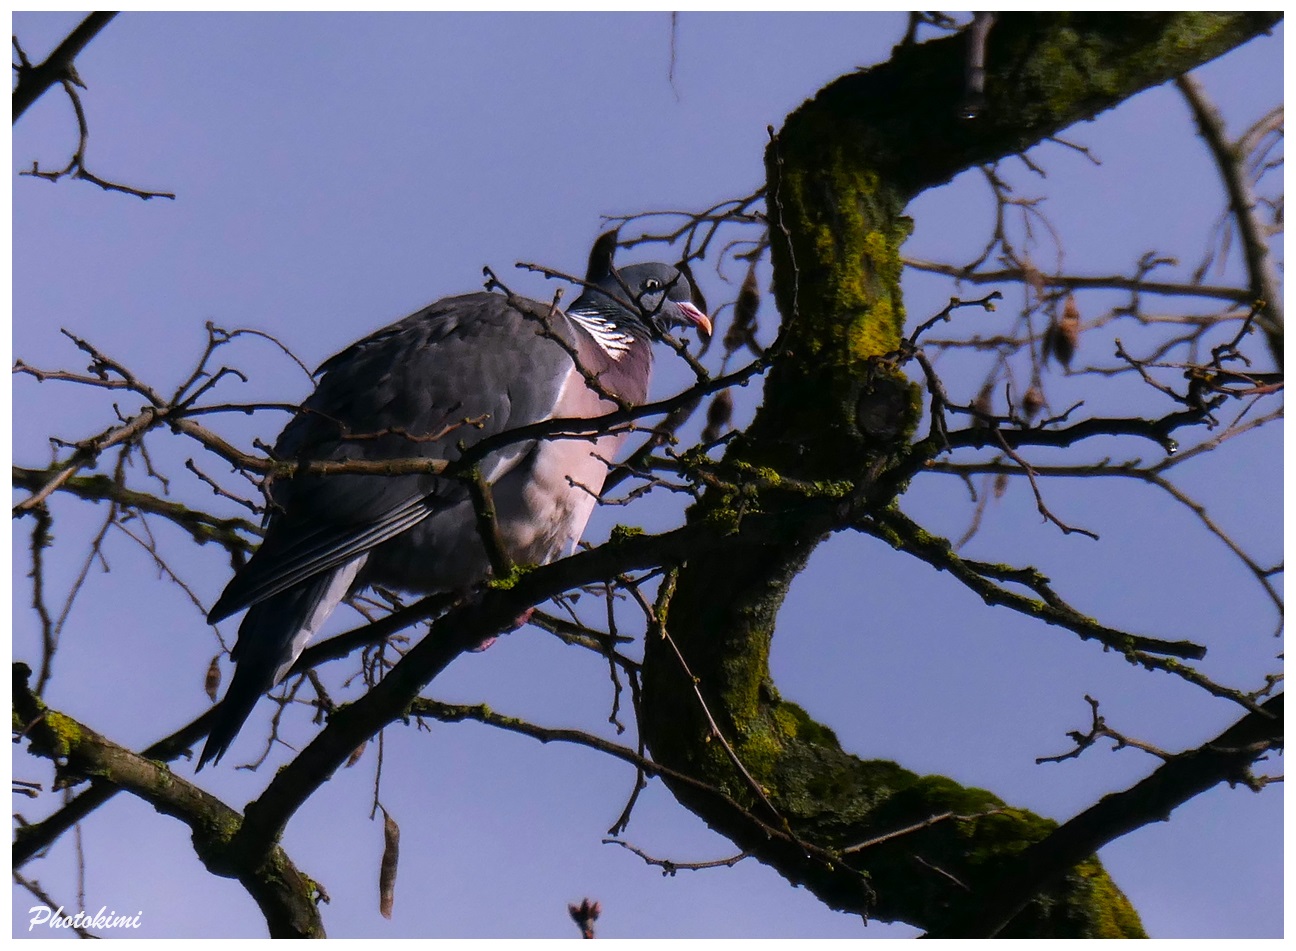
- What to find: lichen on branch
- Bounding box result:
[640,11,1279,937]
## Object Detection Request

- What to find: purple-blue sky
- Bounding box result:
[12,12,1282,939]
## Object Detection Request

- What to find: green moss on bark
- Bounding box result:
[639,12,1275,938]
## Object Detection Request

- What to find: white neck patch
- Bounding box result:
[568,310,637,360]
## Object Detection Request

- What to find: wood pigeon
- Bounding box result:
[197,238,710,769]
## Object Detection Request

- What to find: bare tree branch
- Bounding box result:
[1177,73,1283,363]
[13,663,326,937]
[12,12,117,123]
[926,692,1282,938]
[903,257,1252,304]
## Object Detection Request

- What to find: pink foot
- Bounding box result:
[469,608,535,652]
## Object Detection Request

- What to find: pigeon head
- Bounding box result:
[570,232,712,340]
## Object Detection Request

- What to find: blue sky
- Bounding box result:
[12,12,1282,939]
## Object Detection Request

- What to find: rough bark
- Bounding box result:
[641,12,1280,937]
[13,664,325,938]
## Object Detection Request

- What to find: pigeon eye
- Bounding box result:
[643,278,662,292]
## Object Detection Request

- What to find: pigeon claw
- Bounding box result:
[469,607,535,652]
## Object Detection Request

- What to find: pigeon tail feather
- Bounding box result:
[198,560,360,770]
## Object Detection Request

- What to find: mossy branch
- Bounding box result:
[641,12,1277,938]
[12,464,261,554]
[12,663,325,938]
[867,508,1207,662]
[925,692,1282,937]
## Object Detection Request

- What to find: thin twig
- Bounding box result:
[602,838,750,874]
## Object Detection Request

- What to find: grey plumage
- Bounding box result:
[198,242,709,769]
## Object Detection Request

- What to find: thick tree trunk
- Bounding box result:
[641,12,1280,937]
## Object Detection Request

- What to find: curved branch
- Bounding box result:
[925,449,1285,627]
[12,664,324,937]
[869,508,1207,660]
[13,328,772,516]
[12,464,261,553]
[406,698,843,878]
[12,12,117,123]
[1177,73,1283,364]
[639,12,1279,938]
[13,703,218,869]
[926,692,1282,937]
